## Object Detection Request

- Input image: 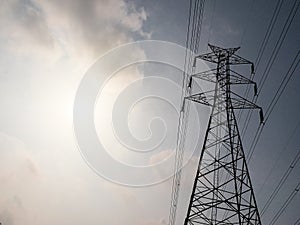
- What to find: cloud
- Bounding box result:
[0,210,14,225]
[0,0,54,55]
[0,133,41,225]
[0,0,150,61]
[0,133,40,181]
[0,1,171,224]
[135,218,168,225]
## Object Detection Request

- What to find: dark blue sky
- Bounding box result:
[132,0,300,224]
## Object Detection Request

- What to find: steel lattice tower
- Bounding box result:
[184,44,263,225]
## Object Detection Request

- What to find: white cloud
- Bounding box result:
[0,0,150,62]
[0,1,186,225]
[0,133,41,225]
[136,218,168,225]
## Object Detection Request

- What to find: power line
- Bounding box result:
[255,0,283,68]
[257,119,300,197]
[168,1,206,224]
[168,0,193,222]
[264,50,300,120]
[294,217,300,225]
[261,149,300,216]
[269,182,300,225]
[238,0,256,48]
[237,0,283,124]
[247,50,300,161]
[257,0,300,95]
[240,0,299,142]
[207,0,216,50]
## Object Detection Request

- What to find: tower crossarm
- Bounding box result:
[190,69,258,95]
[193,44,253,67]
[228,54,253,65]
[229,70,257,93]
[185,90,214,106]
[186,90,263,122]
[191,68,219,83]
[230,92,260,110]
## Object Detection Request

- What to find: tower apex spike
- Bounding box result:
[208,43,240,57]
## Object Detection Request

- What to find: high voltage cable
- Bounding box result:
[261,150,300,216]
[257,0,300,95]
[168,0,192,223]
[257,120,300,197]
[264,50,300,120]
[240,0,299,140]
[269,182,300,225]
[247,50,300,161]
[238,0,256,49]
[294,217,300,225]
[243,0,300,160]
[255,0,284,68]
[168,1,206,224]
[195,0,205,53]
[237,0,283,123]
[207,0,216,51]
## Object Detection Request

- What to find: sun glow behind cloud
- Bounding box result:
[0,0,160,224]
[0,0,214,223]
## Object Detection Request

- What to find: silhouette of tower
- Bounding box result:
[184,44,263,225]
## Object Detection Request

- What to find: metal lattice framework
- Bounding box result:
[184,44,263,225]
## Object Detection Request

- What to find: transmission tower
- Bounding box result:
[184,44,263,225]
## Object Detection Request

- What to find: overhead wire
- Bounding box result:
[255,0,284,68]
[237,0,283,123]
[264,50,300,121]
[294,217,300,225]
[168,0,206,224]
[206,0,216,51]
[247,50,300,161]
[238,0,256,49]
[240,0,296,139]
[257,0,300,95]
[261,149,300,216]
[257,119,300,196]
[240,0,300,161]
[246,50,300,161]
[168,0,193,223]
[269,181,300,225]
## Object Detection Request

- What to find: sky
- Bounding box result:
[0,0,299,225]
